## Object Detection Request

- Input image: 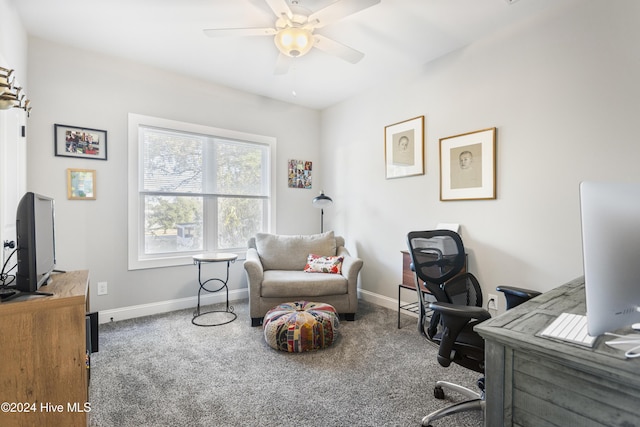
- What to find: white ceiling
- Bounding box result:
[12,0,566,110]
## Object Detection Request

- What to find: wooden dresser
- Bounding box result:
[0,270,90,427]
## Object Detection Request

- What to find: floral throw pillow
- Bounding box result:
[303,254,344,274]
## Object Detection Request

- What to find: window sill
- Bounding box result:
[128,250,247,270]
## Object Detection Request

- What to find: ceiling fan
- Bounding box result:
[203,0,381,74]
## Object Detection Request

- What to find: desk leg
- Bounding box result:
[484,339,508,427]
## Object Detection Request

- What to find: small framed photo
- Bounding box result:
[67,168,96,200]
[440,127,496,201]
[384,116,425,179]
[55,124,107,160]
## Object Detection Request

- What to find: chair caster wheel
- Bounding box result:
[434,385,445,399]
[477,377,485,392]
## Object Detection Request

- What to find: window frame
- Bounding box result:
[127,113,276,270]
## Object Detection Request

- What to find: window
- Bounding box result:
[128,114,275,269]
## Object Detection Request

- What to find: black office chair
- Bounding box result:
[406,230,540,426]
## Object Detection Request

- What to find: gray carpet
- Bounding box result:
[89,300,484,427]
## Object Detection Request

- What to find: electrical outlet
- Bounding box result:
[487,293,498,311]
[97,281,108,296]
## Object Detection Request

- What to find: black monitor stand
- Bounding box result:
[0,288,53,302]
[0,289,19,302]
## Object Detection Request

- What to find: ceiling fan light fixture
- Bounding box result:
[274,27,313,57]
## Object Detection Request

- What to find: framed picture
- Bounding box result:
[440,127,496,201]
[67,168,96,200]
[55,124,107,160]
[288,159,312,189]
[384,116,425,179]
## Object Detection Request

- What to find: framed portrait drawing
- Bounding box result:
[55,124,108,160]
[67,168,96,200]
[384,116,425,179]
[440,127,496,201]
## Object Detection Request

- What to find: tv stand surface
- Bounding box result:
[0,270,90,427]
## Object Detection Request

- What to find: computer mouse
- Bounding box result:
[632,323,640,331]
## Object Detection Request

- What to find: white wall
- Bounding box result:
[0,0,27,78]
[321,0,640,311]
[25,37,322,316]
[10,0,640,318]
[0,0,28,267]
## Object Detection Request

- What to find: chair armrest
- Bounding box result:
[496,285,542,310]
[428,301,491,367]
[337,246,363,289]
[243,248,264,285]
[244,247,265,322]
[428,301,491,322]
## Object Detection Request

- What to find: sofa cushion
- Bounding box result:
[255,231,337,271]
[304,254,344,274]
[261,270,347,298]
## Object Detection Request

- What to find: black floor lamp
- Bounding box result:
[312,191,333,233]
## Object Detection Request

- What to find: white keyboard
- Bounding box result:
[539,312,597,347]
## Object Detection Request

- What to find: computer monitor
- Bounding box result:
[580,181,640,336]
[15,192,57,293]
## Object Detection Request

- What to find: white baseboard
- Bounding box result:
[97,288,248,324]
[358,288,396,310]
[97,288,417,324]
[358,288,419,319]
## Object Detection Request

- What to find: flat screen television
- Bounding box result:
[15,192,57,293]
[580,181,640,336]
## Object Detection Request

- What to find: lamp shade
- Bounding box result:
[274,27,314,58]
[312,191,333,208]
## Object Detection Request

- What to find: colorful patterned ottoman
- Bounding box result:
[263,301,339,352]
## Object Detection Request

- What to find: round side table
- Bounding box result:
[192,253,238,326]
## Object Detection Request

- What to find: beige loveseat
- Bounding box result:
[244,231,363,326]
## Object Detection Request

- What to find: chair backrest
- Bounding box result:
[407,230,465,285]
[407,230,478,303]
[247,232,345,271]
[407,230,483,340]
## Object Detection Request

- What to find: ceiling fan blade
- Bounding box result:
[264,0,293,19]
[313,34,365,64]
[309,0,381,29]
[274,54,293,75]
[203,28,276,37]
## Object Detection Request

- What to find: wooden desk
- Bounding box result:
[0,270,90,427]
[476,277,640,427]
